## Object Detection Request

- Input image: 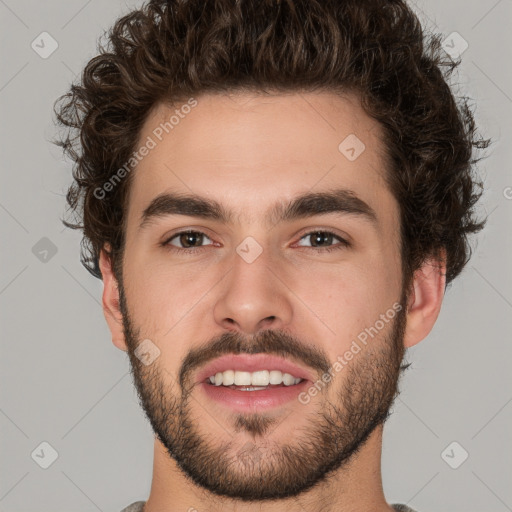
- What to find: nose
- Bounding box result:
[213,244,293,335]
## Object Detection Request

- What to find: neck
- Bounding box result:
[144,424,394,512]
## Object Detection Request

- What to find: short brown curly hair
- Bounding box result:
[53,0,490,290]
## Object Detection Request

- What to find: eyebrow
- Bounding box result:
[138,187,378,231]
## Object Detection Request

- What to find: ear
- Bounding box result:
[98,244,127,351]
[403,250,446,348]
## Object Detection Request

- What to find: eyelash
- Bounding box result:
[160,229,351,254]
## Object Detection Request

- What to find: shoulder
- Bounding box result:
[392,504,420,512]
[119,501,146,512]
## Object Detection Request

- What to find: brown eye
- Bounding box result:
[164,230,213,251]
[296,230,350,252]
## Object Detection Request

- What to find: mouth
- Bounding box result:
[195,354,313,412]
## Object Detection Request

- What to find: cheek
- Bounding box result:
[291,258,400,347]
[122,258,171,333]
[124,257,219,338]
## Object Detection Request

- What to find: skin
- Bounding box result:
[99,91,446,512]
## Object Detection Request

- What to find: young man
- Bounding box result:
[54,0,488,510]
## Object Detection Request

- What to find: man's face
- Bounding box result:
[117,91,406,500]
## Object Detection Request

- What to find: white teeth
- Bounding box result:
[222,370,235,385]
[251,370,269,386]
[234,371,252,386]
[269,370,282,385]
[282,373,296,386]
[207,370,303,387]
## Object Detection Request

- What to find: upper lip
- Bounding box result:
[195,354,315,384]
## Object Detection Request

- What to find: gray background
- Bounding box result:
[1,0,511,511]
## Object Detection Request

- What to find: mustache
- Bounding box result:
[179,329,331,390]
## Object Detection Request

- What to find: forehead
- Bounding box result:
[125,90,396,230]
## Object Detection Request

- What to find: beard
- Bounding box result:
[117,279,409,502]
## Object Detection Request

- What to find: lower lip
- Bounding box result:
[198,381,310,412]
